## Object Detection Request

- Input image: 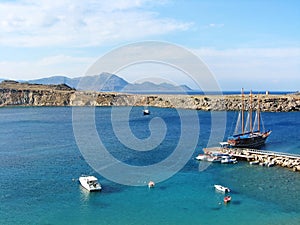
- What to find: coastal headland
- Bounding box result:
[0,80,299,112]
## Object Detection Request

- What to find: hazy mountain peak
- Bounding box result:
[9,72,193,93]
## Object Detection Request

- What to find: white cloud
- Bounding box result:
[195,48,300,58]
[194,48,300,90]
[0,0,192,47]
[207,23,224,28]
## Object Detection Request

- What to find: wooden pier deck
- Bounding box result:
[203,147,300,172]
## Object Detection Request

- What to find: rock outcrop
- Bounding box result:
[0,80,75,106]
[0,81,299,112]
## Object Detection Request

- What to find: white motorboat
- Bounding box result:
[214,184,230,193]
[206,155,222,163]
[249,160,259,165]
[221,155,237,164]
[195,153,224,162]
[195,154,208,161]
[143,109,150,115]
[79,175,102,192]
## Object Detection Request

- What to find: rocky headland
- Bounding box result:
[0,80,299,112]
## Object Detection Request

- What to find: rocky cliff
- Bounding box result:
[0,81,299,112]
[0,80,75,106]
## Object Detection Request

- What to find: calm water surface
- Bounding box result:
[0,107,299,225]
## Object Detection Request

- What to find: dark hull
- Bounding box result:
[143,110,150,115]
[227,131,271,148]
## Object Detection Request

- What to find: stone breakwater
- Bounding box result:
[0,81,299,112]
[215,147,300,172]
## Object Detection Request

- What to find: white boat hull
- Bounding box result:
[79,176,102,192]
[195,154,207,161]
[221,158,237,164]
[214,184,230,193]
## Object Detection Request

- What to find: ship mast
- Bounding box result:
[249,90,253,133]
[241,88,244,134]
[257,94,260,132]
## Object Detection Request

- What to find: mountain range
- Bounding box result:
[1,73,192,93]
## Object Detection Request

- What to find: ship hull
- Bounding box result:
[227,130,271,148]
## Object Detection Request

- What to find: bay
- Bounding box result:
[0,107,299,225]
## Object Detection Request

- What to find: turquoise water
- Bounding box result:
[0,107,299,225]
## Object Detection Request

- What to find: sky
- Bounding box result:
[0,0,299,91]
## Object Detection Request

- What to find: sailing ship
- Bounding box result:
[227,89,272,148]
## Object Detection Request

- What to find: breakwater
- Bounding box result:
[204,147,300,172]
[0,81,299,112]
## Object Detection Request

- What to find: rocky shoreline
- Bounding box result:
[0,81,299,112]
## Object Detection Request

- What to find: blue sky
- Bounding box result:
[0,0,299,91]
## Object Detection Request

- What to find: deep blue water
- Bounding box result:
[0,107,299,225]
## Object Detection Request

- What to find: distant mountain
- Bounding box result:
[26,73,129,92]
[27,76,68,85]
[124,81,192,93]
[16,73,193,93]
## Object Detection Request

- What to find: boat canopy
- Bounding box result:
[84,176,98,181]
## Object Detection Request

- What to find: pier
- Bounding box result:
[203,147,300,172]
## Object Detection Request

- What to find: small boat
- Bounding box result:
[143,109,150,115]
[220,155,237,164]
[148,181,155,188]
[196,152,227,162]
[79,175,102,192]
[214,184,230,193]
[206,156,222,163]
[224,196,231,204]
[259,162,267,166]
[195,154,210,161]
[249,160,260,165]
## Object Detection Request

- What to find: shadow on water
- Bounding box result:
[231,200,242,205]
[229,190,240,195]
[158,186,168,191]
[102,184,126,194]
[89,201,111,208]
[210,206,222,211]
[209,200,241,211]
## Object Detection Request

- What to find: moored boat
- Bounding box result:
[143,109,150,115]
[206,155,222,163]
[195,153,226,163]
[227,89,271,148]
[79,175,102,192]
[221,155,237,164]
[249,160,260,165]
[224,196,231,203]
[214,184,230,193]
[195,154,207,161]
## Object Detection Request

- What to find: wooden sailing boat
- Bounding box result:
[227,89,272,148]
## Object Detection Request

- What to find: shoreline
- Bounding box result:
[0,81,299,112]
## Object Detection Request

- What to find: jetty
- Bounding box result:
[203,146,300,172]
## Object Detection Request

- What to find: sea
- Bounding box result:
[0,106,299,225]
